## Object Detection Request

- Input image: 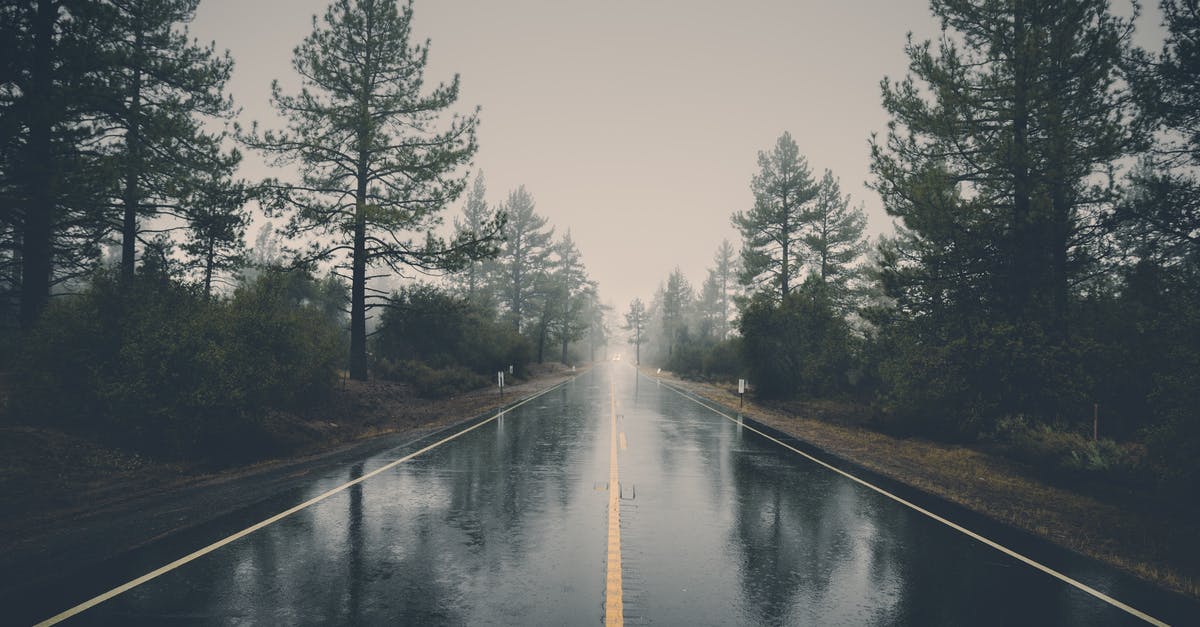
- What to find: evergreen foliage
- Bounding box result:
[243,0,499,379]
[733,132,816,301]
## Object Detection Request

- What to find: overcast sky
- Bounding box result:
[190,0,1165,314]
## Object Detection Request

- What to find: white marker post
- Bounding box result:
[738,378,746,409]
[498,371,505,400]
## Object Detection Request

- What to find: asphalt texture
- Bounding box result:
[11,363,1198,625]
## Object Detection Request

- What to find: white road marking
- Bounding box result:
[34,380,573,627]
[655,378,1170,627]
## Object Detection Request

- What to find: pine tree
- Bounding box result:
[733,132,817,301]
[452,171,500,304]
[549,231,593,363]
[491,185,553,334]
[1,0,112,329]
[243,0,498,379]
[180,171,250,297]
[1124,0,1200,259]
[662,267,691,358]
[710,239,737,339]
[870,0,1139,423]
[100,0,238,283]
[696,269,722,341]
[623,297,647,365]
[585,293,609,362]
[805,170,868,311]
[871,0,1136,340]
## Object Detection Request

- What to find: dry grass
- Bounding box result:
[645,366,1200,600]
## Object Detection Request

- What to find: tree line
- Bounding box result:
[0,0,604,460]
[631,0,1200,497]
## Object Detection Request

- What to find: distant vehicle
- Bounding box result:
[612,354,622,361]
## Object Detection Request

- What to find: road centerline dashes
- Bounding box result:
[604,378,624,626]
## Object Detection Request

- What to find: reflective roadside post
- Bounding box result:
[498,371,505,400]
[738,378,746,409]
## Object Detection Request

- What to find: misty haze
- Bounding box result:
[1,0,1198,625]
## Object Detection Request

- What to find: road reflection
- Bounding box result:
[67,366,1185,625]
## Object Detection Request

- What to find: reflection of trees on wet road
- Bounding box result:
[53,368,1188,626]
[730,450,906,625]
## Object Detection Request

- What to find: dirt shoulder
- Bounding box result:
[0,364,581,569]
[642,366,1200,600]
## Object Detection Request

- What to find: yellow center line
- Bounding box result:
[605,379,624,626]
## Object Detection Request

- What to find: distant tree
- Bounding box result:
[733,132,817,301]
[623,297,647,365]
[585,293,609,362]
[243,0,499,379]
[549,231,593,363]
[711,238,738,339]
[491,185,553,334]
[696,269,722,341]
[805,171,868,311]
[662,267,692,358]
[452,171,499,305]
[180,174,250,297]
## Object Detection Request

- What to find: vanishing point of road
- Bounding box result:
[14,364,1200,625]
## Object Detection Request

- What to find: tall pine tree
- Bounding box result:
[1,0,112,329]
[733,132,817,301]
[101,0,238,283]
[452,171,499,305]
[805,170,868,312]
[244,0,498,379]
[870,0,1139,423]
[491,185,553,335]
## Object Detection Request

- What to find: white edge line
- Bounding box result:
[654,377,1170,627]
[34,379,573,627]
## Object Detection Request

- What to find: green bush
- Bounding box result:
[738,283,855,399]
[374,358,487,399]
[989,416,1145,484]
[11,270,342,461]
[373,284,532,376]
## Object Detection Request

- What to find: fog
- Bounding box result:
[191,0,1165,310]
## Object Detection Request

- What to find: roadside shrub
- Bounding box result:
[12,270,342,461]
[375,358,487,398]
[990,417,1145,485]
[739,284,855,399]
[374,284,531,376]
[701,337,743,379]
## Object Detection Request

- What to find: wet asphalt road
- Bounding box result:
[20,363,1198,625]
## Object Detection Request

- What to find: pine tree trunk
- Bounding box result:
[121,28,145,283]
[203,237,215,298]
[19,0,55,330]
[349,197,368,380]
[561,296,569,363]
[1009,2,1032,324]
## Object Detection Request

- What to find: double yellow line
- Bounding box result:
[604,379,624,626]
